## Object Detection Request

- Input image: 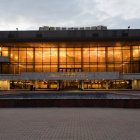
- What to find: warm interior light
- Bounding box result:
[15,56,18,60]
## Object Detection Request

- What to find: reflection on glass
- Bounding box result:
[27,50,33,62]
[0,42,139,74]
[98,51,105,62]
[114,50,122,61]
[35,48,42,62]
[123,50,130,61]
[51,48,57,62]
[83,48,89,62]
[19,51,26,62]
[133,46,139,60]
[60,48,66,62]
[43,48,50,63]
[98,64,106,72]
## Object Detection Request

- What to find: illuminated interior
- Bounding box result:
[0,42,140,74]
[0,41,140,90]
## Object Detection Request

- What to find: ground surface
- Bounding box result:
[0,108,140,140]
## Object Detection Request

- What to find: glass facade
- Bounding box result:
[0,42,140,74]
[0,41,140,90]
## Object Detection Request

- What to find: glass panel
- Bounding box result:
[2,50,8,56]
[27,50,33,62]
[67,48,74,63]
[90,51,97,62]
[133,47,139,60]
[114,50,122,61]
[35,48,42,62]
[115,64,122,72]
[98,51,105,62]
[90,65,97,72]
[43,65,50,72]
[131,63,140,72]
[74,65,81,68]
[67,65,75,68]
[51,65,57,72]
[108,50,114,62]
[27,65,33,72]
[35,65,42,72]
[98,64,106,72]
[98,47,105,51]
[51,48,57,63]
[75,50,81,62]
[43,48,50,63]
[2,47,8,50]
[11,51,18,62]
[107,64,114,72]
[123,63,130,73]
[83,48,89,62]
[123,50,130,61]
[2,64,10,74]
[19,50,26,63]
[19,64,26,72]
[83,65,89,72]
[60,48,66,62]
[10,64,19,74]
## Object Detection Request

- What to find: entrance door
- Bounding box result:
[59,68,82,90]
[60,80,81,90]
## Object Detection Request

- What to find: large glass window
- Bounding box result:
[35,48,42,63]
[0,42,139,74]
[133,46,140,60]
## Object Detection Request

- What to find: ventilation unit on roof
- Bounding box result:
[62,27,67,30]
[39,26,49,31]
[56,27,61,30]
[96,25,107,30]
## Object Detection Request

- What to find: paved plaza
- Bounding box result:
[0,108,140,140]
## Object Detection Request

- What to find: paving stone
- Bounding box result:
[0,108,139,140]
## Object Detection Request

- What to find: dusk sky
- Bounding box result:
[0,0,139,30]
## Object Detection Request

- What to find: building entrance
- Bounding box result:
[59,68,82,90]
[60,80,81,90]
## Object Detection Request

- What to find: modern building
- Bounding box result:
[0,26,140,90]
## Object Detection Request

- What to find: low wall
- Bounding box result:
[0,99,140,108]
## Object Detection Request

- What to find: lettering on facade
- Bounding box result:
[49,72,88,79]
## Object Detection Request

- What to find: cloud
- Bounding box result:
[0,0,139,30]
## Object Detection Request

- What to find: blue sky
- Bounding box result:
[0,0,139,30]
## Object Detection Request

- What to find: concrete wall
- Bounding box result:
[0,80,10,90]
[0,56,10,62]
[0,72,140,81]
[0,72,119,80]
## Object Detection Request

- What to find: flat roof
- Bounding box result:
[0,29,140,42]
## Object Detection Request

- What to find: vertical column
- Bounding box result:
[57,42,60,72]
[105,46,108,72]
[132,80,140,90]
[33,47,35,72]
[57,80,60,90]
[81,43,83,72]
[8,46,11,74]
[130,45,133,73]
[0,80,10,90]
[81,80,84,90]
[57,43,60,90]
[105,81,109,90]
